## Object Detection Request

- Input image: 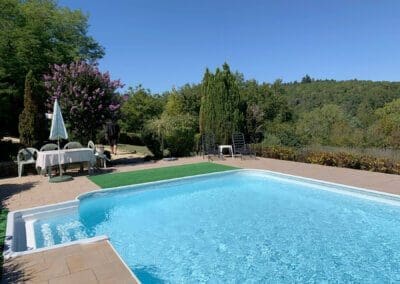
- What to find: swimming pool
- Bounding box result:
[10,170,400,282]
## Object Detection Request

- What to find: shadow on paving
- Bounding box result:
[0,183,37,282]
[0,182,37,210]
[2,258,34,283]
[110,156,147,165]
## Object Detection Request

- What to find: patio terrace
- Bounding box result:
[1,156,400,283]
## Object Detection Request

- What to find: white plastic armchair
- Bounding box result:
[88,141,109,168]
[40,143,59,151]
[17,147,39,177]
[64,141,83,149]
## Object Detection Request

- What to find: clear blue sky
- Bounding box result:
[59,0,400,93]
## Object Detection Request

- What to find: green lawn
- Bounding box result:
[89,162,239,188]
[118,144,153,156]
[0,209,8,278]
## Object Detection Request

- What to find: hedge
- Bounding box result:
[252,144,400,175]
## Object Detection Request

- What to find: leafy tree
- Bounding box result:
[164,91,186,116]
[145,114,197,157]
[120,86,164,133]
[0,0,104,136]
[199,63,244,144]
[44,61,123,143]
[18,70,44,146]
[238,78,293,143]
[369,99,400,148]
[301,74,313,83]
[263,122,300,147]
[296,104,356,146]
[166,84,202,116]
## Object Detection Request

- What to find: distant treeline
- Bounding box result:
[120,69,400,157]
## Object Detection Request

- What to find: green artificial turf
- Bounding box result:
[89,162,239,188]
[0,209,8,278]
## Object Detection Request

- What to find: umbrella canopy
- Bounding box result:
[48,99,72,182]
[49,99,68,140]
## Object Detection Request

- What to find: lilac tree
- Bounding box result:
[44,61,123,143]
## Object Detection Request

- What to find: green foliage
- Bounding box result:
[141,126,163,159]
[301,74,313,84]
[120,86,164,132]
[0,140,21,162]
[238,78,293,143]
[285,80,400,119]
[0,0,104,136]
[163,114,197,156]
[252,144,297,161]
[118,71,400,156]
[368,99,400,148]
[164,84,202,117]
[164,91,185,116]
[145,114,197,157]
[199,63,244,144]
[0,208,8,276]
[118,132,144,146]
[264,122,300,147]
[296,104,358,146]
[176,84,202,116]
[253,145,400,175]
[18,71,45,146]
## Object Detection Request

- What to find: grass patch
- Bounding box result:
[118,144,153,156]
[89,162,239,188]
[0,209,8,278]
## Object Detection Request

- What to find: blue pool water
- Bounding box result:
[34,171,400,282]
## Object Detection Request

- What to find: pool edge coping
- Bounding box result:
[78,168,400,204]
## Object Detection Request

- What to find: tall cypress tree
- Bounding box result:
[18,71,42,146]
[199,63,244,144]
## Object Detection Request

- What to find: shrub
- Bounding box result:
[145,114,197,157]
[255,145,400,175]
[118,132,144,146]
[0,140,21,162]
[253,144,297,161]
[141,128,162,159]
[305,152,339,167]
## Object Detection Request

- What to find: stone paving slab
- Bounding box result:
[214,157,400,195]
[2,240,137,284]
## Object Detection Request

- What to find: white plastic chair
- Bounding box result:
[17,148,39,177]
[88,141,109,168]
[63,141,83,149]
[40,143,59,151]
[63,141,83,172]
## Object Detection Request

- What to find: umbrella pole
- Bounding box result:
[58,138,63,176]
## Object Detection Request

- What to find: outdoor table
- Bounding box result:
[218,144,234,158]
[36,148,96,176]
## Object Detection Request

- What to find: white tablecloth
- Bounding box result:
[36,148,96,169]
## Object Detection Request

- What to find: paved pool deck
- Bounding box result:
[2,156,399,212]
[3,240,137,284]
[1,156,400,283]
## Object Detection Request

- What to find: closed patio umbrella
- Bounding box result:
[48,99,72,182]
